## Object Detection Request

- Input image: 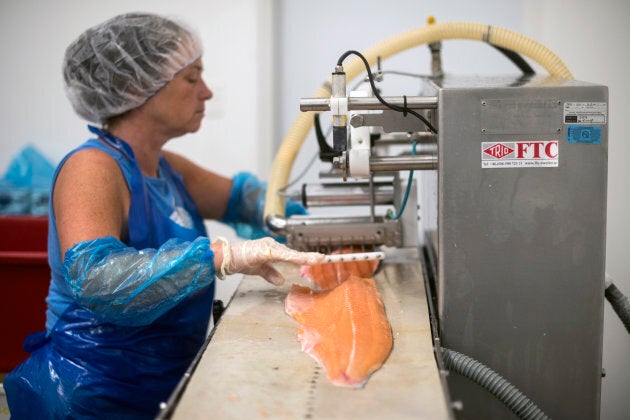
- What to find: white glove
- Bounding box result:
[214,237,325,285]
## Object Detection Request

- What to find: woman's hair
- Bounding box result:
[63,12,202,124]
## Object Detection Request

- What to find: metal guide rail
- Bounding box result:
[159,256,452,419]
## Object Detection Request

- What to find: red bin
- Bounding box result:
[0,216,49,372]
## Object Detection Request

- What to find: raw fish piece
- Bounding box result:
[285,275,393,388]
[300,249,380,290]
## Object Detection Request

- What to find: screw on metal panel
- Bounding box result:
[350,114,364,128]
[481,100,487,106]
[481,128,487,133]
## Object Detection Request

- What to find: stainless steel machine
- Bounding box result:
[264,35,608,420]
[430,76,606,420]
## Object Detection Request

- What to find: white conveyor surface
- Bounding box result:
[166,260,451,419]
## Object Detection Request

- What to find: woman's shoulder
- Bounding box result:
[64,145,120,172]
[56,145,127,191]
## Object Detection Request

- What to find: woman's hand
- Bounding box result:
[214,237,324,285]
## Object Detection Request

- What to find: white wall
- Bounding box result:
[274,1,629,419]
[0,0,272,178]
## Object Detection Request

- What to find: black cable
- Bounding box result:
[277,122,333,193]
[442,348,550,420]
[336,50,438,134]
[492,45,535,75]
[314,113,336,162]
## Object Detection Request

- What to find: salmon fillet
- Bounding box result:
[285,275,393,388]
[300,249,380,290]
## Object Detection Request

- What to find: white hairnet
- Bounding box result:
[63,12,203,124]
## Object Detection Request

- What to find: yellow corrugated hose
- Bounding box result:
[264,21,573,223]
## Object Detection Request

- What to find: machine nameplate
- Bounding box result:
[481,141,559,168]
[563,102,607,124]
[564,102,608,125]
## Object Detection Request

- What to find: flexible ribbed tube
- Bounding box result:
[264,21,573,221]
[605,282,630,334]
[441,347,550,420]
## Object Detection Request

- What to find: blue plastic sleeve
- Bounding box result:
[220,171,307,240]
[63,236,216,326]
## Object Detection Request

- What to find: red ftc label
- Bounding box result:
[515,141,558,159]
[481,141,559,168]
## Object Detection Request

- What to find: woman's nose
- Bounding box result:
[200,79,213,101]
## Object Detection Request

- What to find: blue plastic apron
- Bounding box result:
[5,127,214,419]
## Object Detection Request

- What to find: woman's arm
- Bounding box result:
[65,236,216,326]
[53,148,130,258]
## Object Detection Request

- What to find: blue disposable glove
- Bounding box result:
[221,172,307,240]
[64,236,216,326]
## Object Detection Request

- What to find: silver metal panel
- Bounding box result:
[435,78,607,419]
[480,98,562,135]
[286,215,403,250]
[167,260,452,419]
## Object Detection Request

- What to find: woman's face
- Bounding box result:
[142,58,213,138]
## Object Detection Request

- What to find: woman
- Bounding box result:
[4,12,323,418]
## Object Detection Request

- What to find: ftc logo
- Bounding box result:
[482,141,559,168]
[483,141,558,160]
[515,142,558,159]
